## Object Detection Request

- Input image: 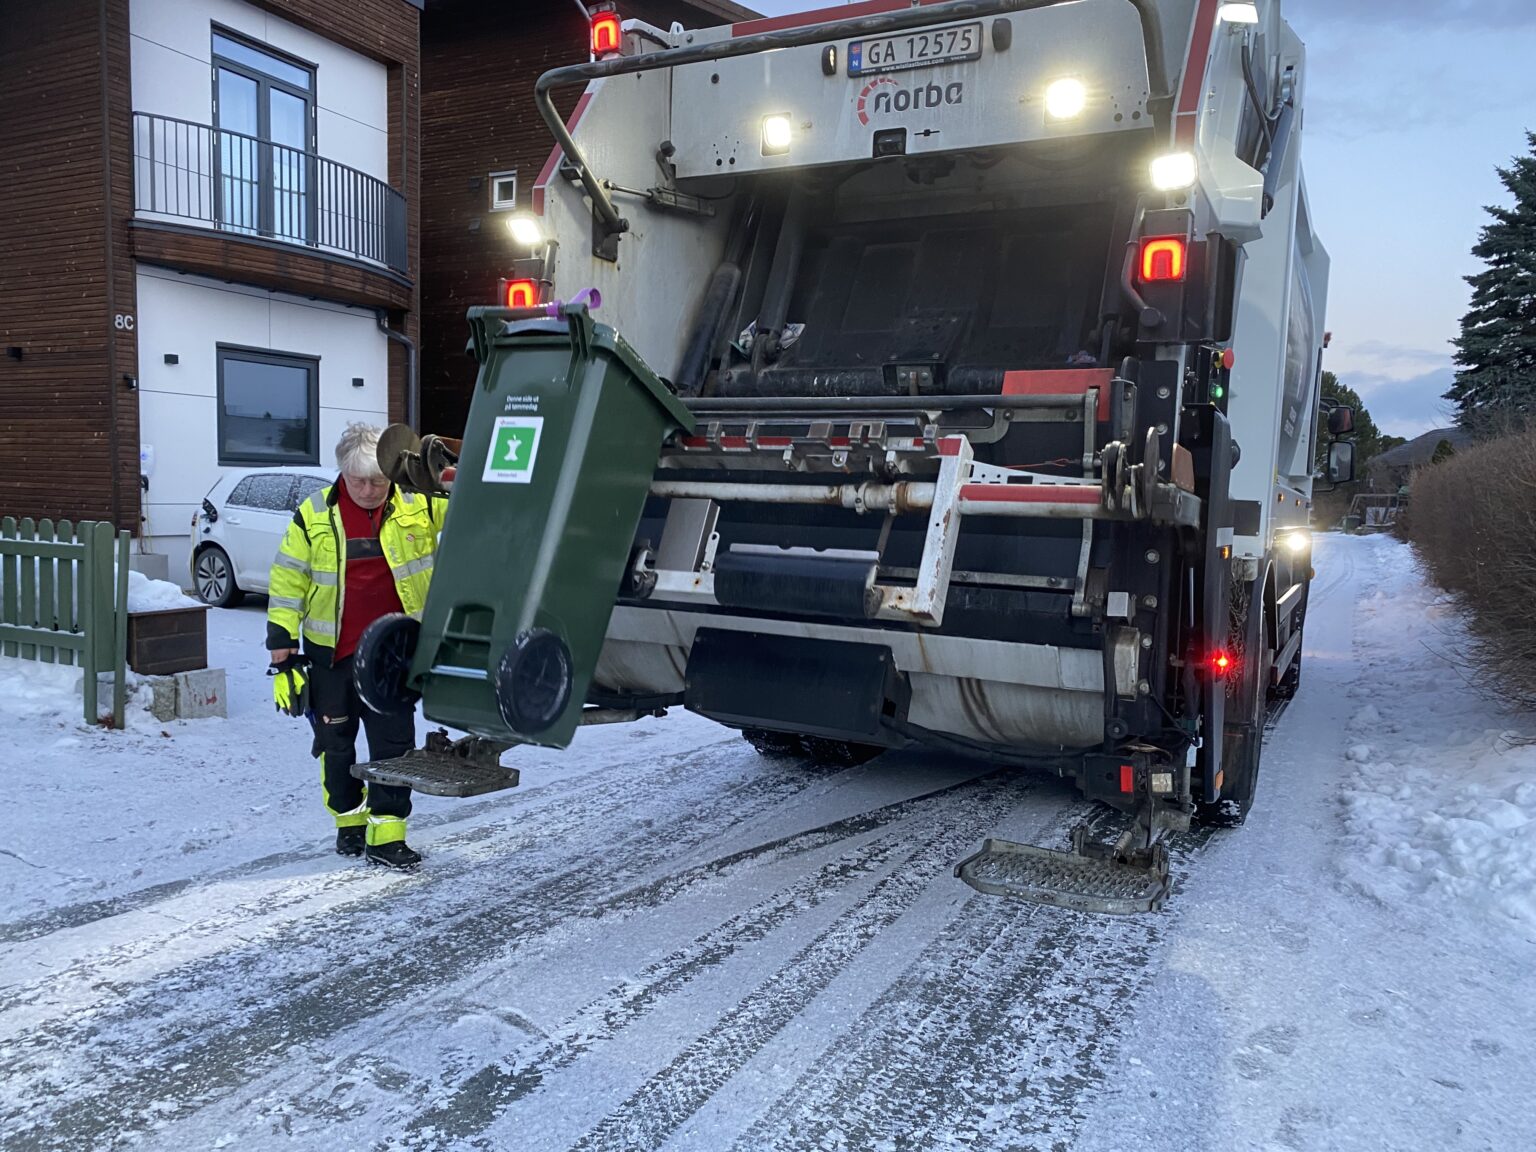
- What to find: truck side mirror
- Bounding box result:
[1327,406,1355,436]
[1327,440,1356,485]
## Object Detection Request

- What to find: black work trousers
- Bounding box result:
[308,655,415,827]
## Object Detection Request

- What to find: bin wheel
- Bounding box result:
[355,614,422,715]
[496,629,573,735]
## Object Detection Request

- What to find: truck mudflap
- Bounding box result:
[954,828,1170,915]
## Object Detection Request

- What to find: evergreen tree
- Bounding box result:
[1447,132,1536,435]
[1431,438,1457,464]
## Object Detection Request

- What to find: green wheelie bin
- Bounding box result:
[391,300,693,756]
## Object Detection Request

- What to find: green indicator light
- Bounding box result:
[1212,384,1226,400]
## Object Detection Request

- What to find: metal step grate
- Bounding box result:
[353,750,520,798]
[955,837,1170,915]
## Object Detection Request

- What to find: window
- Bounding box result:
[212,29,316,243]
[217,347,320,466]
[489,170,518,212]
[230,472,300,512]
[291,475,331,511]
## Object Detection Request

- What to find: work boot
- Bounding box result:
[365,841,422,870]
[335,826,366,857]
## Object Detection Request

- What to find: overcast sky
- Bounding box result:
[739,0,1536,436]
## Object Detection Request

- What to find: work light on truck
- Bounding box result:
[1045,78,1087,120]
[1218,3,1260,24]
[1139,237,1187,282]
[590,9,622,57]
[761,115,793,156]
[1150,151,1198,191]
[505,214,545,248]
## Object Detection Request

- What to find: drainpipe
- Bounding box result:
[377,311,418,432]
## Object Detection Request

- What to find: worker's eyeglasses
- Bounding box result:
[346,474,389,491]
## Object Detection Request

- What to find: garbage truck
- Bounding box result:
[354,0,1354,914]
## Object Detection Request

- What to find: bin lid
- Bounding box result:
[475,307,695,433]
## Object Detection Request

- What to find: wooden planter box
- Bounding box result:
[127,606,209,675]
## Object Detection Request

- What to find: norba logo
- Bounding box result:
[856,76,965,126]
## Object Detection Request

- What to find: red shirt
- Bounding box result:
[334,481,404,660]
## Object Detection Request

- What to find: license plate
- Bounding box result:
[848,22,983,77]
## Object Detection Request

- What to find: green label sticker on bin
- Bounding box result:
[484,416,544,484]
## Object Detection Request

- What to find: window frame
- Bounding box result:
[216,345,322,468]
[488,170,518,212]
[211,26,318,240]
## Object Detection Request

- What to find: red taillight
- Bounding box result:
[1210,650,1234,676]
[1140,237,1187,283]
[591,11,622,56]
[1119,764,1135,794]
[501,278,538,309]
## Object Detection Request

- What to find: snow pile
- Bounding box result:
[126,569,202,612]
[1337,535,1536,935]
[0,655,92,728]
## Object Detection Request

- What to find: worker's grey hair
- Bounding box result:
[335,422,385,479]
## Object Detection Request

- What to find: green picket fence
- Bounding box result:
[0,518,130,727]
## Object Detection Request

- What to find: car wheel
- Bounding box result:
[193,545,244,608]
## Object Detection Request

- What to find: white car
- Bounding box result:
[190,468,332,607]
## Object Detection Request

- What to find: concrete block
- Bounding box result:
[129,552,171,582]
[175,668,227,719]
[146,676,179,723]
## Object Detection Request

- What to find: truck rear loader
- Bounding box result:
[354,0,1354,914]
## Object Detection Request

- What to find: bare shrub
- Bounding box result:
[1407,429,1536,710]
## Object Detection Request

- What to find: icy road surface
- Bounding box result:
[2,534,1533,1151]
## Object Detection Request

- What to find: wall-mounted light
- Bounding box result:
[351,376,365,388]
[163,353,179,365]
[122,373,137,390]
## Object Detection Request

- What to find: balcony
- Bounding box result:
[132,112,407,274]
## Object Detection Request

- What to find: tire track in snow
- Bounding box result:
[557,785,1028,1152]
[393,777,1019,1150]
[733,827,1212,1152]
[0,758,986,1150]
[0,734,786,1027]
[0,730,742,947]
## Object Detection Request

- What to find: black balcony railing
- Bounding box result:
[132,112,407,274]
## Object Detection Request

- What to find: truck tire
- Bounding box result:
[742,728,803,758]
[1197,580,1272,828]
[802,737,883,768]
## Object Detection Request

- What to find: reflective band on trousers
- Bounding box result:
[391,555,434,580]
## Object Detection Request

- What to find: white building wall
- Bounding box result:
[135,267,390,583]
[129,0,389,179]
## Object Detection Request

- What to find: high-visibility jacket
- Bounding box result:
[266,482,447,661]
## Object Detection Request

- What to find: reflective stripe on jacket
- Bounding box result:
[267,483,446,658]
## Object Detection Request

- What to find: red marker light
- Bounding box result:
[1220,347,1236,369]
[1210,650,1234,675]
[501,278,538,309]
[1119,764,1135,793]
[1140,236,1187,283]
[590,11,622,56]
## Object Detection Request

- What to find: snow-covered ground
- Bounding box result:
[1,534,1532,1151]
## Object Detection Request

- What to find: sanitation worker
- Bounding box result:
[266,422,445,869]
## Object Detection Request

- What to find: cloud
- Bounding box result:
[1344,367,1459,438]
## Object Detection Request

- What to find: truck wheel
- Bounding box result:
[742,728,803,758]
[1197,581,1271,828]
[802,737,883,768]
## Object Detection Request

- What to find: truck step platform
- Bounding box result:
[352,733,519,798]
[955,827,1170,915]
